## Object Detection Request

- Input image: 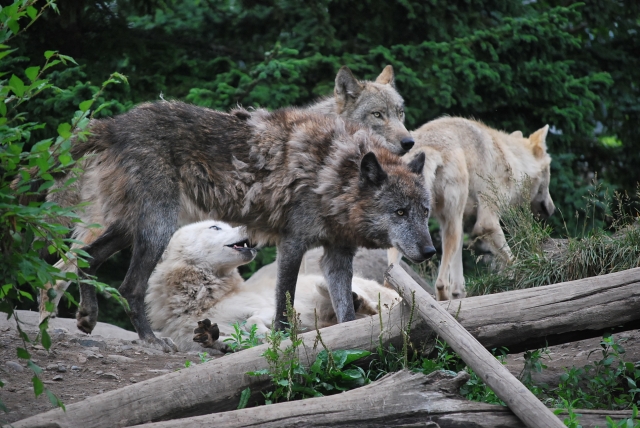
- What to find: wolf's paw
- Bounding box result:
[76,308,97,334]
[193,319,219,347]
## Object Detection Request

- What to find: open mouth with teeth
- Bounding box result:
[225,239,255,251]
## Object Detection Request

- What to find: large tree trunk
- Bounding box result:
[84,371,640,428]
[11,267,640,428]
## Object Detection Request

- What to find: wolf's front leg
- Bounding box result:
[274,238,307,330]
[321,246,357,323]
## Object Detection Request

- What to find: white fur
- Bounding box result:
[146,221,400,352]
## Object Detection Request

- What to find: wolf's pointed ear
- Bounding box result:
[375,65,395,87]
[360,152,388,187]
[407,151,425,175]
[529,124,550,158]
[335,66,364,105]
[510,130,523,138]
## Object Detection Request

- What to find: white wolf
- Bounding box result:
[146,221,400,352]
[389,118,555,301]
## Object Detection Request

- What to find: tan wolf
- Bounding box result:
[145,221,400,352]
[45,100,434,351]
[38,65,415,327]
[388,117,554,300]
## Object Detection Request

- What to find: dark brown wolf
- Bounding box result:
[61,101,434,350]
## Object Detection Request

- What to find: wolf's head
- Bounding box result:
[163,221,257,275]
[334,65,414,156]
[512,125,555,220]
[355,150,436,263]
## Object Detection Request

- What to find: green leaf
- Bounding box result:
[57,123,72,139]
[31,376,44,397]
[9,74,25,97]
[237,387,250,410]
[26,6,38,20]
[45,390,65,410]
[44,50,56,59]
[79,99,93,113]
[41,329,51,350]
[0,48,17,61]
[25,66,40,82]
[17,347,30,360]
[18,290,33,301]
[58,153,73,166]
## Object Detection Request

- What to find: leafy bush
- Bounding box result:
[0,0,127,412]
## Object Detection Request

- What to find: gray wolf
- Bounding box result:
[389,118,554,301]
[307,65,415,154]
[38,64,415,325]
[145,221,400,352]
[53,100,434,350]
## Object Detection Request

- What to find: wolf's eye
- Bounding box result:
[396,209,405,216]
[399,110,404,117]
[209,225,221,230]
[424,208,430,216]
[372,112,382,118]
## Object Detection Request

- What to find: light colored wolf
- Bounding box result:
[48,101,433,351]
[145,221,400,352]
[389,118,554,300]
[38,65,415,328]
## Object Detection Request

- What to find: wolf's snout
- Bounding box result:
[421,245,436,260]
[400,137,415,152]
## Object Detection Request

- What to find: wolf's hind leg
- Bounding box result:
[76,224,130,334]
[472,205,513,264]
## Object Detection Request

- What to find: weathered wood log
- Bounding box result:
[110,371,640,428]
[12,266,640,427]
[386,263,563,428]
[448,266,640,353]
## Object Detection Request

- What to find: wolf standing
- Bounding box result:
[66,101,435,349]
[38,65,416,324]
[389,118,554,300]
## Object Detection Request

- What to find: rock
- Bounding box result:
[6,361,24,372]
[95,370,103,375]
[46,364,58,371]
[107,355,135,363]
[77,354,87,364]
[57,365,67,373]
[147,369,170,374]
[99,372,118,380]
[71,366,80,371]
[129,377,137,383]
[52,375,63,381]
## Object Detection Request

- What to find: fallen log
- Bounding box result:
[385,263,563,428]
[130,371,637,428]
[12,267,640,427]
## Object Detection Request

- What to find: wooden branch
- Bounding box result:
[12,267,640,427]
[385,263,563,428]
[66,371,640,428]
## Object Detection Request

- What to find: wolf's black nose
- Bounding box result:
[422,245,436,260]
[401,137,415,152]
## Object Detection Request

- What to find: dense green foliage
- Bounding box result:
[0,0,130,411]
[11,0,640,234]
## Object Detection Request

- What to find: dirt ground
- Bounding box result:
[1,310,639,425]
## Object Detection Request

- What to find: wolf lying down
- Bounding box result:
[145,221,401,353]
[52,100,434,351]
